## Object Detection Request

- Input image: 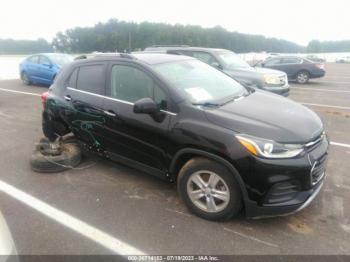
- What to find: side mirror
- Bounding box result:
[43,63,53,68]
[133,98,158,114]
[211,62,222,70]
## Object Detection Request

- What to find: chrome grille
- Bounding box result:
[310,154,327,185]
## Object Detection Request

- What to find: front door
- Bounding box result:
[102,62,175,177]
[38,55,56,85]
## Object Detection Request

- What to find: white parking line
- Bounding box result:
[293,87,350,93]
[316,80,350,84]
[0,87,41,97]
[0,180,146,255]
[301,102,350,111]
[331,142,350,148]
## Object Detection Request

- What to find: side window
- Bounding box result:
[66,68,78,88]
[265,58,281,66]
[192,52,217,65]
[282,58,301,64]
[110,65,167,109]
[76,64,105,95]
[39,56,50,65]
[27,56,39,63]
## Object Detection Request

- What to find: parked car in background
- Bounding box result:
[336,56,350,63]
[305,55,326,63]
[19,53,73,86]
[255,56,326,84]
[41,53,328,221]
[142,46,290,96]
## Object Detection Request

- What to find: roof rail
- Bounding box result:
[74,52,137,61]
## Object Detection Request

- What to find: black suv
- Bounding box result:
[42,53,328,220]
[142,46,290,96]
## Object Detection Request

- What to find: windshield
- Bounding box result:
[154,59,249,104]
[48,54,74,66]
[216,51,251,69]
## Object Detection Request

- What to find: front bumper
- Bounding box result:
[245,179,324,218]
[242,135,328,218]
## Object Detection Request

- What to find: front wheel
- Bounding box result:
[21,72,31,85]
[296,71,310,84]
[177,157,242,221]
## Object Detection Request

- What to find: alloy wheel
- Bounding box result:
[186,170,230,213]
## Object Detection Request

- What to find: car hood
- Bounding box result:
[204,91,323,143]
[223,67,286,88]
[224,66,285,77]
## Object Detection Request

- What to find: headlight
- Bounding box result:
[263,74,281,86]
[236,134,304,158]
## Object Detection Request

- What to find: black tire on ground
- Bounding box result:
[177,157,243,221]
[21,72,32,85]
[30,143,82,173]
[296,71,310,84]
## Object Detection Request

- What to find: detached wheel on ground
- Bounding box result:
[177,157,242,221]
[296,71,310,84]
[30,139,82,173]
[21,72,31,85]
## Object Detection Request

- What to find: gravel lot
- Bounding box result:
[0,63,349,255]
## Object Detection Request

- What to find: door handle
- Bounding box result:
[103,110,117,117]
[64,95,71,101]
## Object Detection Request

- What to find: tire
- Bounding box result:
[21,72,31,85]
[30,142,82,173]
[296,71,310,84]
[177,157,242,221]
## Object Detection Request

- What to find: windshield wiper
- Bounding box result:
[192,102,220,107]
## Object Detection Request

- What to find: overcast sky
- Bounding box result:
[0,0,349,45]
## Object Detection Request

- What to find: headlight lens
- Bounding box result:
[263,74,282,86]
[236,134,304,158]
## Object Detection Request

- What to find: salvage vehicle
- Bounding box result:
[142,46,290,96]
[19,53,73,86]
[41,53,328,221]
[256,56,326,84]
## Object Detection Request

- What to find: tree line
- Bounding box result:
[1,19,350,54]
[0,38,53,54]
[51,19,304,53]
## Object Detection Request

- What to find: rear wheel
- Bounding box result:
[296,71,310,84]
[177,157,242,221]
[21,72,31,85]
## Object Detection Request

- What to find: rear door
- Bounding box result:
[102,62,174,177]
[279,57,303,77]
[61,63,108,149]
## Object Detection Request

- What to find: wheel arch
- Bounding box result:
[169,148,249,202]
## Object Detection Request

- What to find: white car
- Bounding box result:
[336,56,350,63]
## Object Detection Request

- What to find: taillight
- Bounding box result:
[315,63,325,70]
[41,91,49,108]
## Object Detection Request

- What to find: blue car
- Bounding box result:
[19,53,73,86]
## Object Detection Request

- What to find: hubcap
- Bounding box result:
[23,74,29,84]
[297,73,308,83]
[187,170,230,213]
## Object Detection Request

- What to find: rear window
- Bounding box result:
[76,64,105,95]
